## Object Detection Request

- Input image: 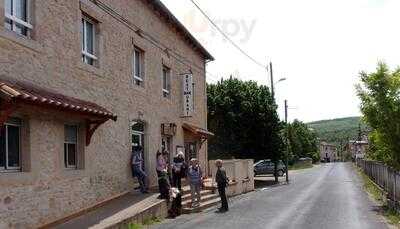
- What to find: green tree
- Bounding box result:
[287,120,319,163]
[207,78,284,163]
[356,62,400,168]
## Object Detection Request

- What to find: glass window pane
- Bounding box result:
[14,0,27,21]
[67,144,76,166]
[5,0,12,14]
[5,18,12,31]
[85,21,94,54]
[81,19,85,51]
[0,127,6,168]
[15,23,27,36]
[134,50,140,77]
[132,134,140,147]
[132,122,144,132]
[7,125,20,168]
[65,125,77,143]
[163,69,167,89]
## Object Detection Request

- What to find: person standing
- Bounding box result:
[172,151,186,190]
[215,159,229,212]
[187,158,202,208]
[156,150,170,199]
[131,146,148,193]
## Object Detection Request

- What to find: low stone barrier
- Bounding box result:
[208,159,255,196]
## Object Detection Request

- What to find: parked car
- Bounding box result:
[254,159,286,176]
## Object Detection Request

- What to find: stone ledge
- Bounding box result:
[90,194,167,229]
[38,191,130,229]
[0,29,44,53]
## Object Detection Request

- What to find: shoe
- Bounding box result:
[141,190,149,194]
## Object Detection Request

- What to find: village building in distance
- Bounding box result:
[0,0,214,227]
[320,142,338,163]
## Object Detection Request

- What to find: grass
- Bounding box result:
[126,217,162,229]
[355,166,400,226]
[289,163,313,170]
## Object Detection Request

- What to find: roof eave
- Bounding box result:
[149,0,215,61]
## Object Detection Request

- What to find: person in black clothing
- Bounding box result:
[215,159,229,212]
[172,151,186,190]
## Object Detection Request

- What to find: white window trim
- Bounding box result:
[64,125,78,169]
[162,66,171,97]
[134,75,143,82]
[133,48,143,82]
[0,121,21,171]
[5,0,33,36]
[132,130,143,147]
[81,18,97,63]
[5,13,33,29]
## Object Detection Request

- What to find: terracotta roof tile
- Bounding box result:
[0,77,117,121]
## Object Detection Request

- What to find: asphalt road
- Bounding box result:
[152,163,389,229]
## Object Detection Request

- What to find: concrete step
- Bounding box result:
[181,189,214,201]
[182,198,221,214]
[181,185,215,195]
[182,193,220,207]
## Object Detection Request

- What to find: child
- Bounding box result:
[187,158,202,208]
[168,187,182,218]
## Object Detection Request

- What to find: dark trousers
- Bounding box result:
[218,185,228,211]
[173,172,182,190]
[132,167,147,193]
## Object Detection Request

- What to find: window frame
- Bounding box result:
[4,0,33,37]
[162,65,171,98]
[133,47,144,86]
[81,16,97,65]
[64,124,78,169]
[131,121,144,147]
[0,118,22,172]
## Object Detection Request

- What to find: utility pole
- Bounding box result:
[269,62,278,183]
[270,62,275,99]
[285,100,289,183]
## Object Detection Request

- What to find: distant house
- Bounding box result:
[320,142,337,162]
[345,140,369,160]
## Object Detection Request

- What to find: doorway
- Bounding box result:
[131,121,145,171]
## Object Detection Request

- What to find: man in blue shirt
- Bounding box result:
[131,146,148,193]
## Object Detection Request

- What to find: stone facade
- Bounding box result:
[0,0,212,228]
[320,142,337,162]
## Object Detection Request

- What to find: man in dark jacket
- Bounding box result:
[215,159,229,212]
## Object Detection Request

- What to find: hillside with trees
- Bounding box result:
[307,117,367,146]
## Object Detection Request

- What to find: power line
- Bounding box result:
[189,0,268,70]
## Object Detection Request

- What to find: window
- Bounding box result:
[0,117,21,171]
[133,48,144,86]
[131,121,144,148]
[64,125,78,169]
[4,0,33,36]
[81,17,97,66]
[162,65,171,98]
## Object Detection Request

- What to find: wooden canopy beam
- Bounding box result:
[86,119,107,146]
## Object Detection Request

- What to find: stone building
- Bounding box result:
[0,0,213,227]
[345,140,368,160]
[320,142,337,162]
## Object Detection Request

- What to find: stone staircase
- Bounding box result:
[180,185,220,214]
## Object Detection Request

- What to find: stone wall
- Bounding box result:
[0,0,209,228]
[209,159,255,197]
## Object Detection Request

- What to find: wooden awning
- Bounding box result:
[182,122,214,138]
[0,77,117,146]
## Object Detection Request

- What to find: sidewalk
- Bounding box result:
[53,191,167,229]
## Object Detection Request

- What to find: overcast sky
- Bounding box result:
[161,0,400,122]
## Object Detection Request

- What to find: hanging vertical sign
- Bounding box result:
[182,74,193,117]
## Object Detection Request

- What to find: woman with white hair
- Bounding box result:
[172,150,186,190]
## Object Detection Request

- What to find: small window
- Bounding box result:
[0,117,21,171]
[64,125,78,169]
[133,48,144,86]
[162,65,171,98]
[4,0,33,36]
[81,16,97,66]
